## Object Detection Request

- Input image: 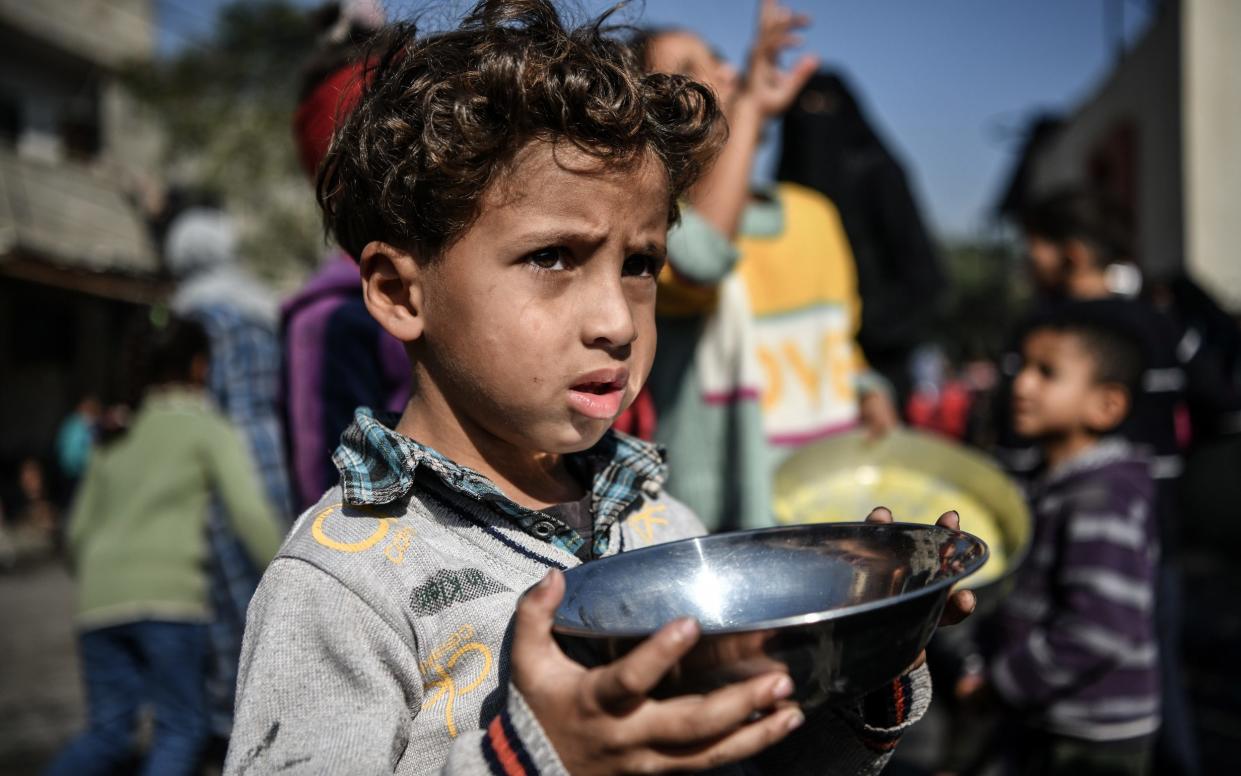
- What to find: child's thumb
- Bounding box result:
[512,569,566,662]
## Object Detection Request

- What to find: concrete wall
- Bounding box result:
[1027,3,1184,280]
[0,0,153,69]
[1182,0,1241,312]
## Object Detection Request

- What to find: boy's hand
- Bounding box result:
[742,0,819,118]
[865,507,978,669]
[512,570,804,775]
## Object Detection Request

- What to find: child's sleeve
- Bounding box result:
[204,419,284,568]
[65,461,102,567]
[225,558,571,776]
[751,663,932,775]
[991,485,1156,708]
[656,205,742,316]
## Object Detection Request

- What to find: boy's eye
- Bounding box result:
[622,253,664,278]
[1038,363,1055,379]
[526,247,569,271]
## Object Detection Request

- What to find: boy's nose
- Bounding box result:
[581,278,637,352]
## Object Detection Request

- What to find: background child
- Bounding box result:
[983,310,1160,775]
[635,0,900,533]
[47,318,282,776]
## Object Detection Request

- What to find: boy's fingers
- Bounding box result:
[940,589,977,627]
[936,510,961,531]
[642,672,795,745]
[592,618,700,710]
[866,506,893,523]
[510,570,566,670]
[644,706,804,772]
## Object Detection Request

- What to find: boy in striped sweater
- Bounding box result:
[984,312,1159,774]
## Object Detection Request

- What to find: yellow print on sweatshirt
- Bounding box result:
[629,503,669,544]
[420,624,494,737]
[311,505,392,553]
[311,504,416,563]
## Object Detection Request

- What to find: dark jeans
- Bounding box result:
[46,621,210,776]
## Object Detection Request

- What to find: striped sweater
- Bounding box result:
[991,438,1160,741]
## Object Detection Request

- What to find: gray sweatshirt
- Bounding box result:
[224,411,930,775]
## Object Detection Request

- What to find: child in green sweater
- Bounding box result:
[48,318,283,776]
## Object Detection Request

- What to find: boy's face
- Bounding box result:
[412,141,668,454]
[1011,329,1116,439]
[646,31,740,107]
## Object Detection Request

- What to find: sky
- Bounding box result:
[157,0,1157,240]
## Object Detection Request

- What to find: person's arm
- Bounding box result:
[225,558,568,775]
[204,419,284,568]
[65,461,102,568]
[990,488,1156,708]
[227,560,799,776]
[687,0,817,240]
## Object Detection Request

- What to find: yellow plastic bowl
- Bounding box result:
[773,428,1031,593]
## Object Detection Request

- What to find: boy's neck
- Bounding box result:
[395,388,586,511]
[1042,429,1102,471]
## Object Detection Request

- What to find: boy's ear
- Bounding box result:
[1085,383,1129,435]
[359,241,425,343]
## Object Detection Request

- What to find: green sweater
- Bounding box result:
[68,388,283,628]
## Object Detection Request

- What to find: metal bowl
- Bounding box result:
[554,522,987,708]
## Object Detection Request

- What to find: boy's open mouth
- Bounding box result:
[567,368,628,420]
[573,380,622,395]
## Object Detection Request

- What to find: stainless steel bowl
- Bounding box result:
[554,522,987,708]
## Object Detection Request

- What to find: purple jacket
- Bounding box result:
[991,437,1160,742]
[282,253,411,511]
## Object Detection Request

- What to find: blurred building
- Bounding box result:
[996,0,1241,312]
[0,1,166,465]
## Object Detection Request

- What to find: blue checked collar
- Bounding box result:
[332,408,667,557]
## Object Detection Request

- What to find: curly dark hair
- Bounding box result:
[317,0,725,261]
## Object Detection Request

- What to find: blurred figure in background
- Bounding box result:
[8,457,59,559]
[982,311,1160,775]
[777,71,947,410]
[165,204,293,741]
[284,0,410,513]
[53,395,101,507]
[991,187,1241,776]
[636,0,899,532]
[47,317,281,776]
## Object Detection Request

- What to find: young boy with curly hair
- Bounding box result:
[226,3,968,774]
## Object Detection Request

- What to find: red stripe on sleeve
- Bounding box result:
[487,716,529,776]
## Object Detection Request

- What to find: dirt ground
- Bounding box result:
[0,560,84,774]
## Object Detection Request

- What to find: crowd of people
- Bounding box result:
[2,1,1238,774]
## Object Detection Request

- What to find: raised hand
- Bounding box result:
[743,0,820,118]
[511,569,805,775]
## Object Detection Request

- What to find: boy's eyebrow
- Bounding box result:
[512,226,666,257]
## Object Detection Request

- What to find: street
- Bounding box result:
[0,561,83,774]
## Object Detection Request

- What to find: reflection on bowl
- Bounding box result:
[554,522,987,708]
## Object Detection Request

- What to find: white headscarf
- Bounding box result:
[166,208,278,325]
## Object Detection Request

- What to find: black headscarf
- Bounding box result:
[777,70,946,397]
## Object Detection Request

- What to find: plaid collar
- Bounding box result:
[332,408,666,557]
